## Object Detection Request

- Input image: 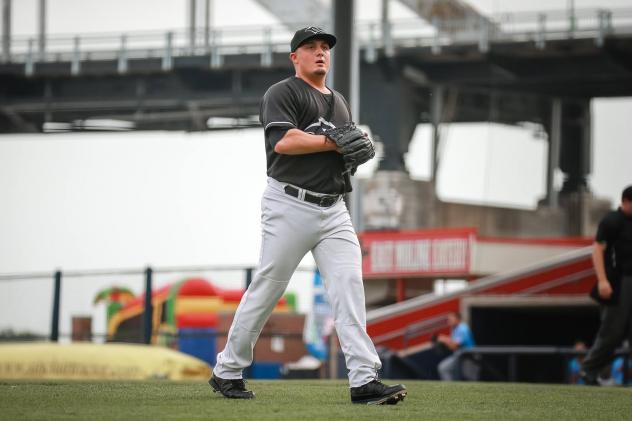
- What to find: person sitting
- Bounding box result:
[436,312,476,381]
[611,347,632,386]
[568,340,587,384]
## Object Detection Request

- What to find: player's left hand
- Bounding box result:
[324,122,375,172]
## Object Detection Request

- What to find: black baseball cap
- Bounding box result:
[291,26,337,52]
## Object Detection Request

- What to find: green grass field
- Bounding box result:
[1,380,631,420]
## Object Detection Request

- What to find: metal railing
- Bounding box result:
[457,346,631,385]
[2,7,632,75]
[370,246,596,348]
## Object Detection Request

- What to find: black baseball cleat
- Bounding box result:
[350,380,407,405]
[208,374,255,399]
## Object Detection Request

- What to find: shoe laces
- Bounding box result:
[226,378,248,391]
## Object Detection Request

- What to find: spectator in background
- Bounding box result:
[611,355,632,386]
[582,185,632,385]
[610,339,632,386]
[568,340,587,384]
[437,311,475,381]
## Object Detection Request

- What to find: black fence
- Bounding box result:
[0,264,313,344]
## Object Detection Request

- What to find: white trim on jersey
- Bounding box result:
[264,121,295,131]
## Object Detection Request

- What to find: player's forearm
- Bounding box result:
[274,128,338,155]
[592,242,609,285]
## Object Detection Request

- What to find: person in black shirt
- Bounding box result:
[582,185,632,385]
[209,27,407,405]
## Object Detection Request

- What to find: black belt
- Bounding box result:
[284,185,340,207]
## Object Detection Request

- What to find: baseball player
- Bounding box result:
[209,27,407,405]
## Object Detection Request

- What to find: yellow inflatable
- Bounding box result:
[0,342,211,381]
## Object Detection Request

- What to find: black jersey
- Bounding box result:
[596,208,632,276]
[259,76,352,194]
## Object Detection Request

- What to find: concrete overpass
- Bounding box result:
[1,4,631,235]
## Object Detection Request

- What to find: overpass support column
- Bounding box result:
[546,98,562,208]
[360,63,420,171]
[559,98,591,195]
[38,0,46,60]
[332,0,353,104]
[431,85,444,184]
[547,98,594,235]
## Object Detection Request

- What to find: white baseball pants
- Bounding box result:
[213,177,382,387]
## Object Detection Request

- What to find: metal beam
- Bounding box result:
[50,270,61,342]
[188,0,196,51]
[398,0,499,36]
[602,41,632,75]
[2,0,10,62]
[547,98,562,208]
[255,0,329,30]
[381,0,394,57]
[430,85,443,184]
[204,0,211,50]
[187,0,213,52]
[143,267,153,344]
[333,0,353,101]
[38,0,46,60]
[559,99,591,194]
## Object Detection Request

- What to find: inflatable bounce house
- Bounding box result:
[95,277,295,368]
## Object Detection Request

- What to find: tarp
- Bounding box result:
[0,342,211,380]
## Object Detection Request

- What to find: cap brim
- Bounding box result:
[293,34,337,52]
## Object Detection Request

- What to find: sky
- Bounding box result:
[1,0,631,338]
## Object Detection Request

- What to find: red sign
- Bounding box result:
[359,228,475,278]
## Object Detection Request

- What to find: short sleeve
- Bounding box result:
[267,127,289,148]
[259,83,299,134]
[595,213,619,245]
[338,94,353,121]
[452,325,467,346]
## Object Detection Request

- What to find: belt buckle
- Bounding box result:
[284,185,298,197]
[319,195,336,207]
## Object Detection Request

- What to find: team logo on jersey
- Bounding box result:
[305,117,335,134]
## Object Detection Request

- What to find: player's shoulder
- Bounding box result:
[601,209,624,225]
[264,77,303,98]
[329,88,352,120]
[329,87,344,97]
[598,209,625,234]
[330,88,351,107]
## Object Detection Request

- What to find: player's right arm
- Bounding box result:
[592,213,617,299]
[260,81,340,156]
[592,241,612,299]
[274,128,338,155]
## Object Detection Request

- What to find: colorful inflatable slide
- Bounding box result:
[100,277,294,365]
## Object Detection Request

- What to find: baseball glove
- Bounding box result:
[324,122,375,172]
